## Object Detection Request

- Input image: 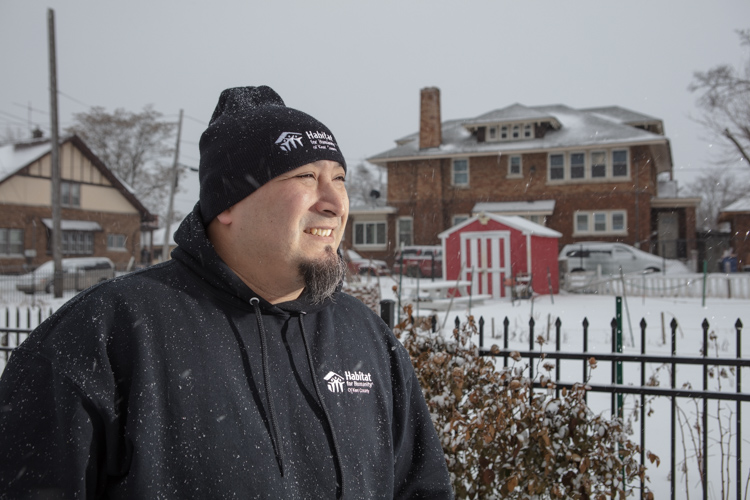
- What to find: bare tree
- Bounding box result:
[683,168,750,230]
[346,161,387,207]
[65,105,176,220]
[689,29,750,166]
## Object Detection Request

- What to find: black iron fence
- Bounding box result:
[379,300,747,499]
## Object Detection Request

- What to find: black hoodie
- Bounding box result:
[0,206,453,499]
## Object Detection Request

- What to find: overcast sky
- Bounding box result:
[1,1,749,217]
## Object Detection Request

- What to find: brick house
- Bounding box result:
[0,136,156,271]
[718,198,750,271]
[348,87,700,268]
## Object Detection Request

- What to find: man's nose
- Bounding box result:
[316,179,348,217]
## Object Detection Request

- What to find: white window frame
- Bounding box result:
[488,126,497,141]
[573,210,628,236]
[397,217,413,249]
[549,153,565,181]
[107,233,127,251]
[500,125,508,139]
[547,148,632,183]
[61,181,81,207]
[524,123,533,138]
[590,151,607,178]
[353,221,387,249]
[508,155,523,178]
[0,228,24,256]
[612,149,628,177]
[452,158,469,187]
[452,214,470,226]
[569,151,586,180]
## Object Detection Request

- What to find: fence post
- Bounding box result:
[529,317,536,380]
[379,300,395,330]
[478,317,484,349]
[555,317,561,399]
[670,317,678,500]
[503,317,509,368]
[640,318,647,499]
[701,318,709,500]
[737,318,743,499]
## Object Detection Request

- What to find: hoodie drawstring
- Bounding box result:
[250,297,285,477]
[298,313,345,499]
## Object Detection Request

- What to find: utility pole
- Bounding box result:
[48,8,63,298]
[162,109,183,262]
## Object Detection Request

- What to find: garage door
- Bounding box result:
[459,231,511,298]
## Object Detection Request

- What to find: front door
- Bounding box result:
[459,231,511,298]
[657,212,679,259]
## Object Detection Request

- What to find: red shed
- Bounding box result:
[438,213,562,298]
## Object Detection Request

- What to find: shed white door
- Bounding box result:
[459,231,511,298]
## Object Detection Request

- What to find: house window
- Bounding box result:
[575,213,589,233]
[453,214,470,226]
[354,221,386,247]
[591,151,606,178]
[61,182,81,207]
[512,125,520,139]
[574,210,627,235]
[0,228,24,255]
[549,154,564,180]
[570,152,585,179]
[397,218,412,248]
[500,126,508,139]
[612,150,628,177]
[524,124,532,138]
[593,212,607,232]
[107,234,127,251]
[62,231,94,255]
[452,159,469,186]
[612,212,625,231]
[488,126,497,140]
[509,155,522,177]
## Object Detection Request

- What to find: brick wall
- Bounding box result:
[0,204,142,269]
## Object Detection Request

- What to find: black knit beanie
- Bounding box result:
[198,86,346,225]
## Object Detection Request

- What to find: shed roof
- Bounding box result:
[438,213,562,239]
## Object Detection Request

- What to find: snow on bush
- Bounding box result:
[395,306,659,499]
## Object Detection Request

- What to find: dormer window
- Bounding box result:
[482,122,536,142]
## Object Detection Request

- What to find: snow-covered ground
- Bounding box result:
[374,274,750,498]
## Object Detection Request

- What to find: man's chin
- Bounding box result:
[298,246,345,304]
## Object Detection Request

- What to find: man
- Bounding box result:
[0,86,453,499]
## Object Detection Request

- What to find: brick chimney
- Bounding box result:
[419,87,441,150]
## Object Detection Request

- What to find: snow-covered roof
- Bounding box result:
[369,104,667,163]
[579,106,660,126]
[472,200,555,215]
[462,103,560,128]
[438,213,562,239]
[0,140,52,181]
[41,219,103,231]
[722,198,750,213]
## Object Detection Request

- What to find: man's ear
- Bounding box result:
[215,206,233,225]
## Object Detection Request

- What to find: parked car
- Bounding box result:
[558,242,690,275]
[344,250,390,276]
[393,245,443,278]
[16,257,116,294]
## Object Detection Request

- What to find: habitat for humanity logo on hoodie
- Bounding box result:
[323,370,374,395]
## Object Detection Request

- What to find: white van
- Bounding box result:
[559,242,689,275]
[16,257,116,294]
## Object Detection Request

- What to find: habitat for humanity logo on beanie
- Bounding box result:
[198,86,346,225]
